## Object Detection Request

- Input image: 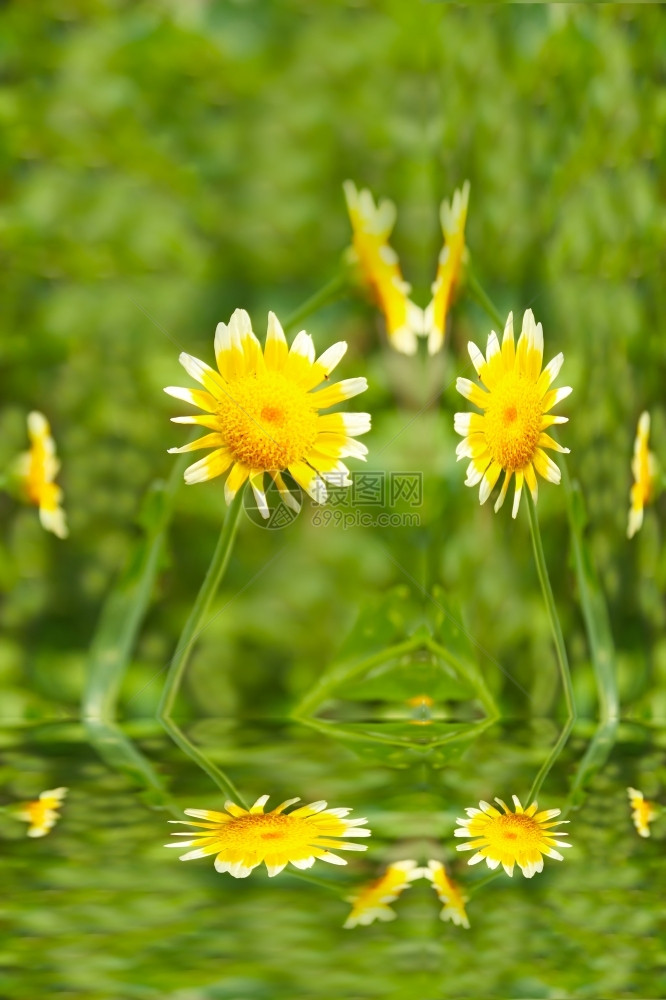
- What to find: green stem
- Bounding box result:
[525,491,576,722]
[283,273,348,333]
[466,270,505,330]
[158,489,245,720]
[564,717,618,818]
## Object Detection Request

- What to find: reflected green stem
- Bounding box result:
[525,492,576,721]
[283,272,349,333]
[527,714,575,804]
[564,717,618,818]
[83,455,187,721]
[160,715,247,806]
[291,638,420,718]
[466,269,504,330]
[84,718,180,816]
[158,489,245,720]
[561,458,619,722]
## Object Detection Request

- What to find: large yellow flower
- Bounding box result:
[165,309,370,517]
[15,787,67,838]
[454,794,571,878]
[454,310,572,518]
[343,859,421,929]
[422,860,470,928]
[166,794,371,878]
[424,181,470,355]
[627,412,657,539]
[15,412,68,538]
[344,180,423,355]
[627,787,656,838]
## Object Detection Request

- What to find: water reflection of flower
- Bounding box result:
[166,794,371,878]
[454,794,571,878]
[627,787,656,838]
[343,859,421,928]
[15,786,67,837]
[423,860,470,928]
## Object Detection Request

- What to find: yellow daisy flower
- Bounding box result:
[15,412,68,538]
[424,180,470,355]
[423,860,470,928]
[15,787,67,838]
[165,309,371,517]
[454,794,571,878]
[166,794,371,878]
[454,309,572,518]
[343,180,423,355]
[627,787,656,838]
[627,412,657,539]
[343,859,421,929]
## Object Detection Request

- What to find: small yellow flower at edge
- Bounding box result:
[627,412,657,539]
[15,787,67,838]
[343,859,422,929]
[424,180,470,355]
[343,180,424,356]
[627,787,656,838]
[15,412,68,538]
[422,860,470,928]
[454,309,572,518]
[166,794,371,878]
[165,309,371,517]
[454,794,571,878]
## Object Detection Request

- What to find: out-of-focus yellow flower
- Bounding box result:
[454,310,571,518]
[343,180,423,355]
[16,787,67,837]
[454,794,571,878]
[165,309,370,516]
[627,412,657,539]
[343,859,421,929]
[15,412,68,538]
[422,860,470,928]
[424,181,470,355]
[627,787,656,838]
[166,794,371,878]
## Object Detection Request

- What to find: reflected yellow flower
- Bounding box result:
[627,787,656,838]
[627,412,657,539]
[454,794,571,878]
[423,860,470,928]
[166,794,371,878]
[343,859,421,929]
[343,180,423,355]
[16,787,67,838]
[455,310,571,518]
[424,181,470,355]
[165,309,370,516]
[16,412,68,538]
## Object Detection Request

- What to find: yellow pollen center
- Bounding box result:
[489,813,541,850]
[206,810,347,859]
[216,371,319,470]
[484,372,542,471]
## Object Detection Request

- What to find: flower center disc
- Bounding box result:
[490,813,541,849]
[484,372,542,471]
[216,813,320,856]
[217,371,319,470]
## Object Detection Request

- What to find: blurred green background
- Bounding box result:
[1,2,665,998]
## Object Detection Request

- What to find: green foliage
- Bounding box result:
[1,2,665,998]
